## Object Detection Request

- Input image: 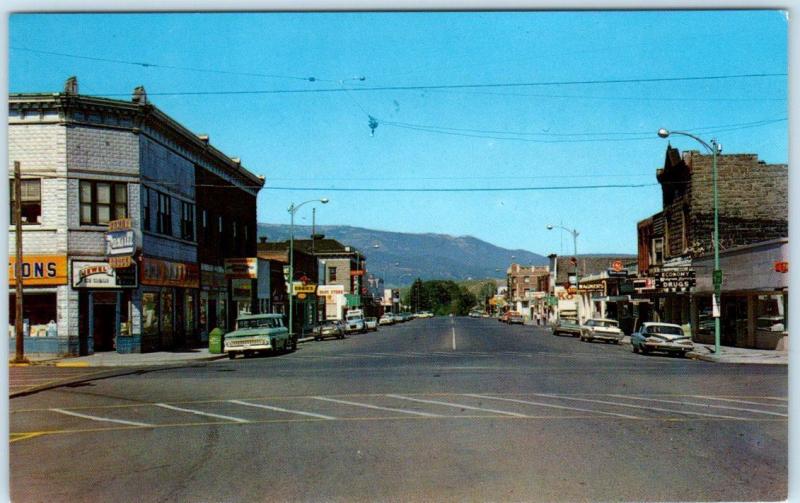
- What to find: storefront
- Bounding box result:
[72,260,137,354]
[8,255,69,355]
[200,263,227,338]
[140,257,200,351]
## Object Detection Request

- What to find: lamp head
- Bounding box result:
[320,198,330,204]
[546,225,554,230]
[657,128,670,139]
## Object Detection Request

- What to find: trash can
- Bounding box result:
[209,327,224,354]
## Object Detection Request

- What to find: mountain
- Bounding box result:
[258,224,548,286]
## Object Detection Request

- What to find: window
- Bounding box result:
[142,187,151,231]
[9,179,41,224]
[651,238,664,265]
[156,191,172,235]
[80,181,127,225]
[201,209,209,242]
[180,201,195,241]
[233,220,237,239]
[328,266,337,281]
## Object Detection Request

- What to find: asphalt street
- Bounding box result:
[10,317,788,502]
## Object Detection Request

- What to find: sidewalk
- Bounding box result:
[10,337,317,368]
[618,335,787,365]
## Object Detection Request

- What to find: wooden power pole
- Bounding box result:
[14,161,25,363]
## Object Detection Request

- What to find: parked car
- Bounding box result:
[631,322,693,356]
[552,317,582,337]
[418,311,434,318]
[507,312,524,324]
[315,320,345,341]
[224,313,290,359]
[379,314,395,325]
[469,310,482,318]
[365,317,378,331]
[580,318,624,344]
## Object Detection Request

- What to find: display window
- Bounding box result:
[142,292,160,336]
[9,292,57,326]
[161,289,173,334]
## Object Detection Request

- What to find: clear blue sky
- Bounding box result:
[8,10,788,256]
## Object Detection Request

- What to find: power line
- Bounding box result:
[10,46,338,83]
[79,72,786,97]
[261,183,659,192]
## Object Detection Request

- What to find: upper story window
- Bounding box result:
[9,179,41,225]
[156,191,172,235]
[80,181,127,225]
[142,187,151,231]
[201,209,209,242]
[651,237,664,265]
[181,201,195,241]
[328,266,337,281]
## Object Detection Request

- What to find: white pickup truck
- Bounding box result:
[344,309,367,334]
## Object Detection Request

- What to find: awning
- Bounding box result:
[591,295,631,302]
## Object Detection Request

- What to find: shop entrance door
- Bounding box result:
[91,292,119,352]
[208,300,217,331]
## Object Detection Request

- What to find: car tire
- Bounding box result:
[632,344,639,354]
[228,352,236,359]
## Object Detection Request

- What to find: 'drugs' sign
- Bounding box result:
[9,255,68,286]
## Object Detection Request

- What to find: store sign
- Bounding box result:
[109,256,133,269]
[224,258,257,279]
[72,261,137,289]
[607,268,629,277]
[108,218,133,232]
[774,261,789,273]
[201,264,226,289]
[294,284,317,294]
[350,270,365,276]
[106,229,135,257]
[655,269,696,290]
[317,284,345,299]
[140,258,200,288]
[577,282,605,292]
[9,255,68,286]
[230,278,252,301]
[633,278,656,291]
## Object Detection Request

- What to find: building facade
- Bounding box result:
[505,264,549,320]
[8,78,263,356]
[635,145,788,347]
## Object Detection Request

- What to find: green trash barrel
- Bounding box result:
[209,327,224,354]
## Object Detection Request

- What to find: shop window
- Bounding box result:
[181,201,195,241]
[156,191,172,235]
[9,179,41,225]
[9,293,57,327]
[161,290,174,335]
[80,181,127,225]
[185,292,195,332]
[757,294,785,332]
[142,292,160,337]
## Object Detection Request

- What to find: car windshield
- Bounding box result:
[645,325,683,336]
[597,320,618,328]
[238,317,282,329]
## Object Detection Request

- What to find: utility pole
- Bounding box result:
[13,161,25,363]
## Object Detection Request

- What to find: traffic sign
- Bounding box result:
[713,269,723,289]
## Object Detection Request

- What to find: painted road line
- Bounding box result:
[155,403,249,423]
[50,408,152,427]
[689,395,788,408]
[530,393,747,420]
[452,326,457,350]
[10,432,45,443]
[387,394,529,417]
[465,394,642,419]
[229,400,336,420]
[312,396,442,417]
[609,395,788,417]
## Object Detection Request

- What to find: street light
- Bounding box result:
[658,128,722,355]
[288,198,329,347]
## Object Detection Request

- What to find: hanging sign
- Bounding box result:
[224,258,258,279]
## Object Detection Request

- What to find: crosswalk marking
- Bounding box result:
[465,394,641,419]
[50,408,152,427]
[529,393,747,420]
[608,395,788,417]
[386,394,529,417]
[229,400,336,420]
[155,403,249,423]
[312,396,442,417]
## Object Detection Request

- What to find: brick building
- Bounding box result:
[8,78,263,356]
[635,145,788,347]
[505,264,549,320]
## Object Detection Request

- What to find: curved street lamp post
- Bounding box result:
[658,128,722,355]
[547,224,580,320]
[288,198,329,347]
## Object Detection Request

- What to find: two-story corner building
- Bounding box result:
[8,78,263,357]
[636,145,788,348]
[505,264,549,320]
[546,254,636,326]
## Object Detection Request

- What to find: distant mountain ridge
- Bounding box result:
[258,224,548,286]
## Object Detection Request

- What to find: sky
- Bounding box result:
[6,10,789,256]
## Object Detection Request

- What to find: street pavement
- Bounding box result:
[9,317,788,502]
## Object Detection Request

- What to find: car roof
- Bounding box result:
[642,322,682,328]
[237,313,283,321]
[588,318,618,323]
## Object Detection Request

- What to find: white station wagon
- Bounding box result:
[631,322,694,357]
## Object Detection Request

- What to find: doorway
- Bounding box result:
[91,292,118,352]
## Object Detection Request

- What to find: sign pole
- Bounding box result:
[13,162,26,363]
